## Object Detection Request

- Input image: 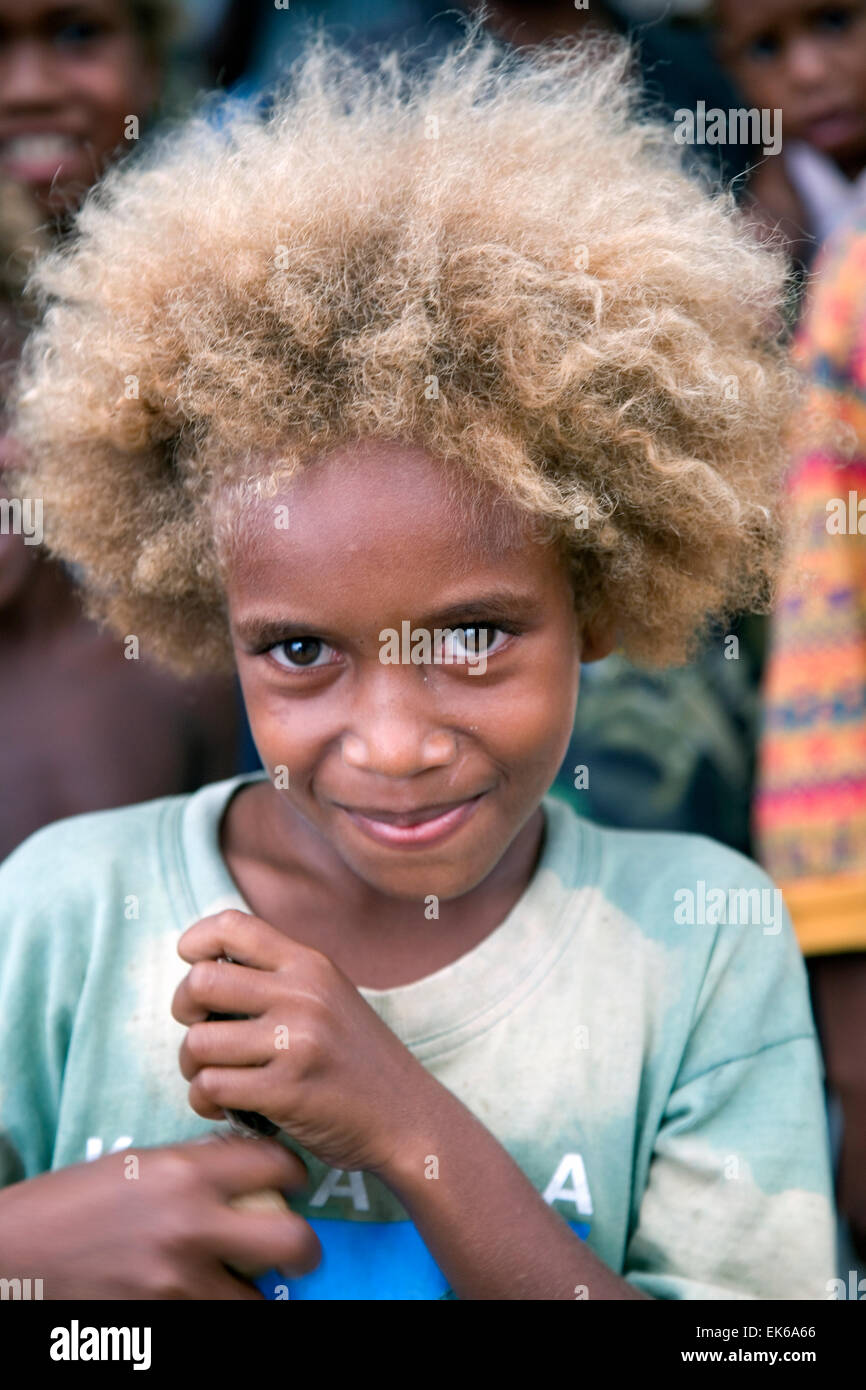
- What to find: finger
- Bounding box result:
[178,909,300,971]
[195,1264,267,1300]
[183,1134,310,1197]
[171,958,275,1024]
[180,1018,273,1081]
[187,1087,226,1121]
[209,1205,322,1280]
[189,1067,279,1123]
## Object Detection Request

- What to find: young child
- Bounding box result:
[0,20,836,1300]
[712,0,866,268]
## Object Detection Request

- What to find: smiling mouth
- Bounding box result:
[0,134,83,178]
[802,110,863,142]
[337,792,488,847]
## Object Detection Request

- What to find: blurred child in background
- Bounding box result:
[0,0,239,861]
[713,0,866,270]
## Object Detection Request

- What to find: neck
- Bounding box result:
[236,782,545,937]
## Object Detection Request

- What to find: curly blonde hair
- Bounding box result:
[9,16,798,676]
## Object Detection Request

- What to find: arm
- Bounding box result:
[625,860,836,1300]
[175,901,833,1302]
[377,1075,650,1301]
[175,911,649,1300]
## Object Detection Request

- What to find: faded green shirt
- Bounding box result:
[0,774,835,1299]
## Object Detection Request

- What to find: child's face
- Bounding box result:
[715,0,866,171]
[223,439,587,902]
[0,0,158,216]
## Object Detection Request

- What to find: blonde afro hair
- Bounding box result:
[10,15,798,676]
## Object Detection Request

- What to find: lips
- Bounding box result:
[0,133,83,182]
[338,792,487,848]
[801,109,864,148]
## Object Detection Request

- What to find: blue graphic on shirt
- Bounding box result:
[254,1218,591,1300]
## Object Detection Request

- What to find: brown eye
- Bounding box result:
[271,636,331,668]
[440,625,506,661]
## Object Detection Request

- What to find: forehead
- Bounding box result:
[234,441,536,568]
[0,0,127,24]
[717,0,848,43]
[221,439,563,613]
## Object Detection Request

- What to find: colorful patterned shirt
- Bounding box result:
[755,209,866,954]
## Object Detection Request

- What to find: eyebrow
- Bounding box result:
[231,588,544,650]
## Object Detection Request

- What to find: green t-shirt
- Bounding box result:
[0,774,835,1299]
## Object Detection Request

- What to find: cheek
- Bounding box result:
[236,662,342,787]
[480,644,579,778]
[503,673,577,769]
[76,50,151,130]
[843,41,866,84]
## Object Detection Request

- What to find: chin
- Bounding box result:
[350,852,500,903]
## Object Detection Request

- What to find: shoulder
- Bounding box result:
[0,776,247,928]
[547,793,775,906]
[599,821,813,1049]
[546,794,802,995]
[1,790,181,892]
[546,801,818,1105]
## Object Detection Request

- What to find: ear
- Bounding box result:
[580,625,617,664]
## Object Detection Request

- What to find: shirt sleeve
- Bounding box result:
[0,824,89,1187]
[623,856,836,1299]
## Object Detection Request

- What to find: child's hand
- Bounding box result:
[173,910,435,1176]
[0,1136,320,1299]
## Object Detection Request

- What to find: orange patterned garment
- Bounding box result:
[755,210,866,954]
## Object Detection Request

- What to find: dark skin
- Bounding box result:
[0,557,241,863]
[169,438,647,1301]
[215,440,591,986]
[0,7,239,863]
[0,449,240,862]
[0,439,644,1300]
[714,0,866,260]
[0,0,158,220]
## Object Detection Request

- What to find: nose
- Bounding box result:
[340,671,458,777]
[785,37,832,87]
[1,41,64,109]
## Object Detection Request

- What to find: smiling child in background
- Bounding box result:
[713,0,866,268]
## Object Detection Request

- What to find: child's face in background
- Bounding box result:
[0,0,158,217]
[224,440,589,902]
[715,0,866,175]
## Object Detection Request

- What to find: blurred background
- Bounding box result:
[2,0,865,1293]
